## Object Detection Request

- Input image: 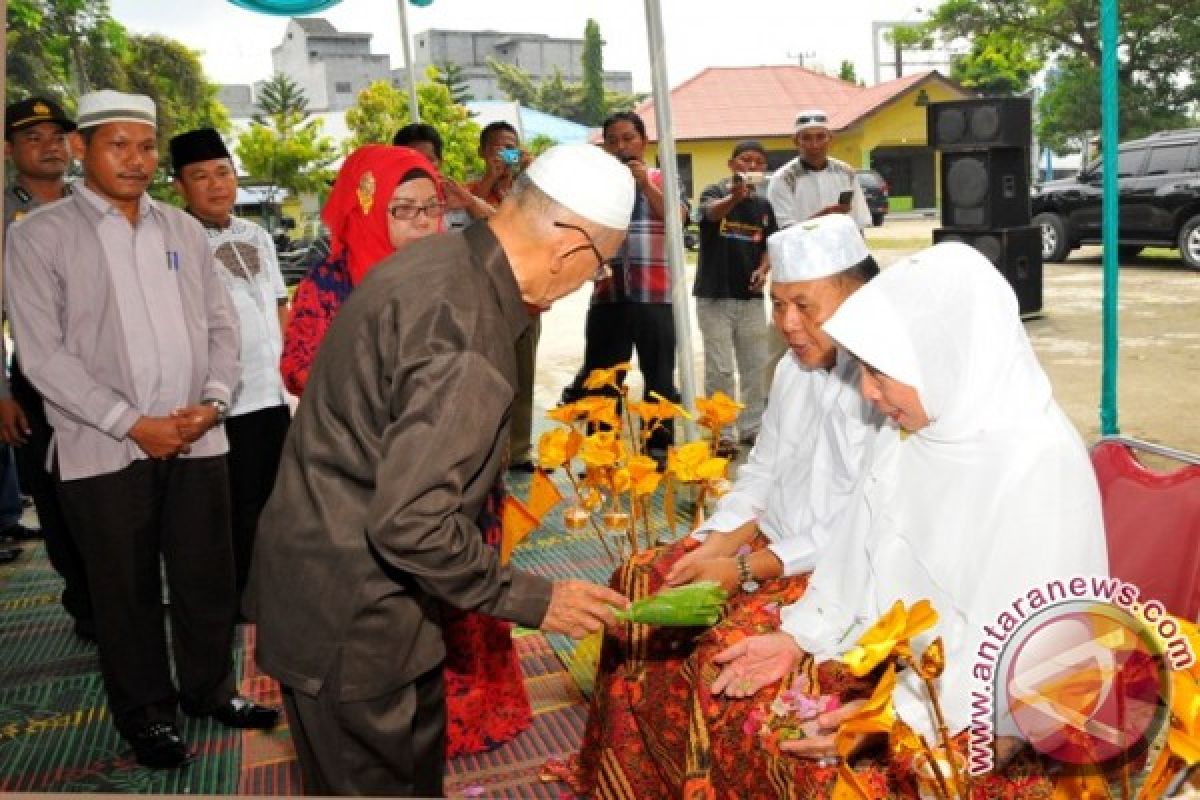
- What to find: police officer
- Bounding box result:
[1,96,93,634]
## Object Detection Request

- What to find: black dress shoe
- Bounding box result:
[183,695,280,730]
[0,522,40,541]
[129,722,194,769]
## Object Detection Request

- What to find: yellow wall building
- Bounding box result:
[631,68,970,212]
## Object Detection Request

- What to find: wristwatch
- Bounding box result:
[736,554,760,594]
[202,398,229,424]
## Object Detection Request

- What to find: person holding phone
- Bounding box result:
[693,140,779,450]
[468,121,540,473]
[766,108,872,230]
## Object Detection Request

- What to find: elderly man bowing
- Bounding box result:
[247,144,634,797]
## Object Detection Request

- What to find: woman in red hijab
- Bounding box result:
[280,144,534,757]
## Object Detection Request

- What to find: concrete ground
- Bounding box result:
[535,216,1200,460]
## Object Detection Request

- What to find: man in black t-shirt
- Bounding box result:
[694,140,778,447]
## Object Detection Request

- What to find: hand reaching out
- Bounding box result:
[710,632,804,697]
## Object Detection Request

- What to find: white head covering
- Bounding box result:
[525,144,635,230]
[782,241,1107,742]
[793,108,830,133]
[77,90,156,130]
[768,214,869,283]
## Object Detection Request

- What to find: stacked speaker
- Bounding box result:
[928,97,1042,315]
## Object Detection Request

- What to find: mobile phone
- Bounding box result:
[838,189,854,205]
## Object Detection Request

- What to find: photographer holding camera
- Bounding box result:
[765,108,871,230]
[469,120,530,210]
[693,140,779,451]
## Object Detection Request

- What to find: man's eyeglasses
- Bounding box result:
[553,221,614,282]
[387,200,446,221]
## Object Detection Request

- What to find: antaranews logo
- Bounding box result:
[968,576,1194,776]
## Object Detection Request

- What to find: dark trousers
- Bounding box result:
[562,302,680,451]
[10,360,93,628]
[57,456,237,737]
[225,405,290,597]
[283,664,446,797]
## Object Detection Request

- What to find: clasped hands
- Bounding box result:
[128,404,219,460]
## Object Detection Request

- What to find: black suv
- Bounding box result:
[1032,128,1200,268]
[856,169,889,227]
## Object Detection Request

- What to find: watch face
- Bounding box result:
[742,580,760,593]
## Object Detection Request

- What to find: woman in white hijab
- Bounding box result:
[707,242,1108,796]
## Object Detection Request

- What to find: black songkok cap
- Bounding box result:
[169,128,232,174]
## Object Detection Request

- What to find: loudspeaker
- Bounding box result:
[928,97,1032,150]
[933,226,1043,315]
[940,148,1030,229]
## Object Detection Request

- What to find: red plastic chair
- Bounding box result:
[1091,436,1200,621]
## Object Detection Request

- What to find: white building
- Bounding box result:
[271,18,392,111]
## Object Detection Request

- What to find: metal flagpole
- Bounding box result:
[642,0,698,436]
[1099,0,1119,435]
[396,0,421,122]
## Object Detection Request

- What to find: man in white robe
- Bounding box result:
[666,214,883,593]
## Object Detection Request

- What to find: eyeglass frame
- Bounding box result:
[386,199,447,221]
[553,220,614,282]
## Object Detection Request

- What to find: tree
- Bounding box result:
[343,69,484,182]
[948,33,1040,96]
[581,19,607,126]
[6,0,125,103]
[434,62,473,105]
[915,0,1200,144]
[122,35,231,148]
[489,59,643,125]
[254,73,310,123]
[837,60,859,85]
[236,81,337,229]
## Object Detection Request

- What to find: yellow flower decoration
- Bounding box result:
[611,467,632,494]
[573,396,620,429]
[695,391,744,430]
[832,663,898,800]
[580,431,624,469]
[918,637,945,681]
[546,402,585,425]
[666,441,728,483]
[582,361,632,391]
[1139,616,1200,799]
[841,599,939,677]
[537,427,581,470]
[627,454,663,496]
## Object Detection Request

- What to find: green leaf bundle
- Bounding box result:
[615,581,728,627]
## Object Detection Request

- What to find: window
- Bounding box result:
[1145,144,1194,176]
[1116,147,1147,178]
[335,81,353,94]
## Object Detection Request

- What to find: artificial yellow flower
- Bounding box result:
[918,637,946,680]
[546,402,585,425]
[831,663,898,800]
[627,454,663,496]
[572,396,620,429]
[582,361,632,391]
[580,431,624,469]
[667,441,710,481]
[841,599,939,677]
[695,391,744,431]
[537,427,581,470]
[611,467,632,494]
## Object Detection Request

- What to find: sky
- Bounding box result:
[107,0,934,93]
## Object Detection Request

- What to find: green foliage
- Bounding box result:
[236,83,337,224]
[488,18,643,126]
[837,60,859,84]
[918,0,1200,143]
[433,61,473,105]
[949,33,1039,96]
[526,134,558,158]
[343,70,484,182]
[122,35,231,149]
[581,19,607,127]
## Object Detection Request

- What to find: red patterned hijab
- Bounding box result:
[321,144,443,286]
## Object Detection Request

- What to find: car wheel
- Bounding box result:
[872,213,884,227]
[1034,212,1070,262]
[1179,216,1200,270]
[1116,245,1143,261]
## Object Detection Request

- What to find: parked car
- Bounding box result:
[1031,127,1200,268]
[856,169,889,227]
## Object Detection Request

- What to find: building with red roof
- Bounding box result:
[620,66,970,212]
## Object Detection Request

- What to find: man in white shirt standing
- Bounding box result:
[170,128,291,603]
[766,109,873,230]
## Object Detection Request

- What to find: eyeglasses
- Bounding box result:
[387,200,446,221]
[794,112,828,128]
[553,221,614,282]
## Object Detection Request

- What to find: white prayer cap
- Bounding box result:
[768,214,869,283]
[525,144,635,230]
[77,90,156,130]
[793,108,830,133]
